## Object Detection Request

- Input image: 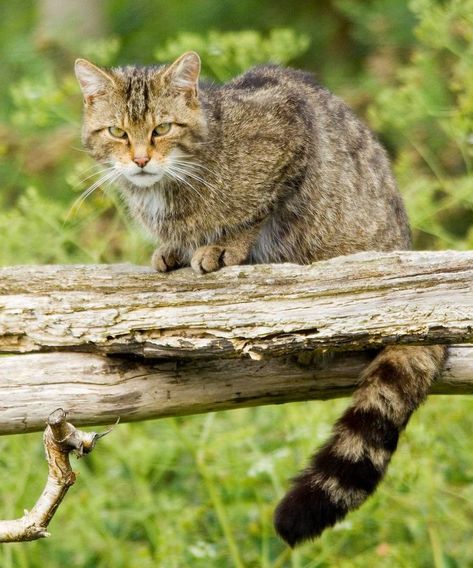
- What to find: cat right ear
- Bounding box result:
[74,59,115,105]
[164,51,201,96]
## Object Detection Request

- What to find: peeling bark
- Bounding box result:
[0,346,471,435]
[1,251,472,436]
[1,251,473,358]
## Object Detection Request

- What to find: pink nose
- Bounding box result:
[134,156,150,168]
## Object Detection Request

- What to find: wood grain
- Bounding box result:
[0,346,471,436]
[1,251,472,435]
[1,251,473,358]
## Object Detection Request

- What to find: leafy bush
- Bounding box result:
[366,0,473,249]
[156,29,310,81]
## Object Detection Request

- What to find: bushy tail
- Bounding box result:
[274,345,447,547]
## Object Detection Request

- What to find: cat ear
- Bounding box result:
[164,51,201,96]
[75,59,115,104]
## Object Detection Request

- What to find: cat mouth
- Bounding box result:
[124,169,165,187]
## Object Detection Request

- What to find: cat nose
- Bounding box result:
[134,156,150,168]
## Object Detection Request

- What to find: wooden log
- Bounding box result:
[1,251,473,358]
[1,251,472,436]
[0,346,471,435]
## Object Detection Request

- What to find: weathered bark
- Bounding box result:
[1,251,473,358]
[0,346,471,436]
[1,251,472,436]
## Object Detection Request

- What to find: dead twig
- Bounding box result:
[0,408,113,542]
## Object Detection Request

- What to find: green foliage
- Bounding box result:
[0,186,151,265]
[1,1,473,566]
[11,74,77,130]
[156,29,310,81]
[336,0,416,49]
[1,399,473,567]
[365,0,473,249]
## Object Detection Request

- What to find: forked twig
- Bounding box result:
[0,408,115,542]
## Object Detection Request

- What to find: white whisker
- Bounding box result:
[170,159,214,175]
[170,166,219,194]
[70,146,91,154]
[167,163,226,207]
[74,166,116,188]
[164,166,205,201]
[187,141,214,146]
[65,169,120,222]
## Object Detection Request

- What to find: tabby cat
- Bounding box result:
[75,52,447,547]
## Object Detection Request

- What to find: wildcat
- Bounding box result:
[75,52,447,547]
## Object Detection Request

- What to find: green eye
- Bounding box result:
[108,126,127,139]
[153,123,172,137]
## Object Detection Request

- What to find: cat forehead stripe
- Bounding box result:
[123,68,153,120]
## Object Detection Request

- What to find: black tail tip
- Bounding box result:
[274,481,347,547]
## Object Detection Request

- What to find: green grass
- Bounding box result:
[1,396,473,567]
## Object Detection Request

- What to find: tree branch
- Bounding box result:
[1,251,472,436]
[1,251,472,358]
[0,346,471,435]
[0,409,107,542]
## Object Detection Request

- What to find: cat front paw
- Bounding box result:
[191,245,248,274]
[151,246,182,273]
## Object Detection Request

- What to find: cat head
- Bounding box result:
[75,52,207,187]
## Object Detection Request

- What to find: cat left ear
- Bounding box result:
[164,51,201,96]
[75,59,115,104]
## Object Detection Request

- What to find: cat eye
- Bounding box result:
[108,126,128,139]
[153,123,172,137]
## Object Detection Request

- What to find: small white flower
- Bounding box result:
[333,520,353,531]
[189,541,217,559]
[248,456,274,477]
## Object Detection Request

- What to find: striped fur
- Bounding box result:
[274,345,448,546]
[75,53,448,547]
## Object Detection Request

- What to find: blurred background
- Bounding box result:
[1,1,472,566]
